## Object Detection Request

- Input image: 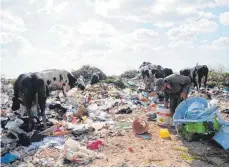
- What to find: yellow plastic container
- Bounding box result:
[159,129,170,138]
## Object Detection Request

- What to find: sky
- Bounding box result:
[1,0,229,79]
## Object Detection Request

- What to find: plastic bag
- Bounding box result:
[5,118,24,130]
[64,138,103,163]
[0,153,18,164]
[87,140,104,150]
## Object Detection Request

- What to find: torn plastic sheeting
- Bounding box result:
[5,118,24,130]
[25,141,44,152]
[42,136,65,145]
[87,104,99,112]
[64,122,89,131]
[64,138,104,162]
[213,125,229,150]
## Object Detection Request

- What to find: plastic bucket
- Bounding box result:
[156,105,171,126]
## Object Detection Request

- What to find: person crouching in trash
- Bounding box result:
[155,74,191,116]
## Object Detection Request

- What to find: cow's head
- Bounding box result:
[12,97,22,111]
[75,76,85,90]
[67,73,77,89]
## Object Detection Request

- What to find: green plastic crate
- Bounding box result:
[213,118,220,131]
[184,117,220,134]
[184,122,206,133]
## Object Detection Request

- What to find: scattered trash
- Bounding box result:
[146,112,157,121]
[87,140,104,150]
[156,105,171,126]
[209,99,219,107]
[0,153,18,164]
[64,138,104,163]
[1,70,229,167]
[221,109,229,114]
[159,129,170,139]
[128,147,133,152]
[135,132,152,140]
[213,125,229,150]
[132,118,149,134]
[117,107,132,114]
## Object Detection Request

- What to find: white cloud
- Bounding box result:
[1,0,229,78]
[0,10,27,32]
[168,19,218,41]
[36,0,69,14]
[215,0,229,6]
[212,37,229,49]
[219,12,229,25]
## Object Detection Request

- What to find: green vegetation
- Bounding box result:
[208,68,229,88]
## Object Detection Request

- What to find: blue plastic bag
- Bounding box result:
[0,153,18,164]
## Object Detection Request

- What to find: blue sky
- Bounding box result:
[1,0,229,78]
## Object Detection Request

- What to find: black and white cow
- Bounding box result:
[163,68,173,77]
[12,69,82,130]
[12,73,49,131]
[38,69,83,98]
[139,62,164,91]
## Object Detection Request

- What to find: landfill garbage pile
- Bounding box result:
[0,76,163,167]
[1,74,229,167]
[72,65,107,83]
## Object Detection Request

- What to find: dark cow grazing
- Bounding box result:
[38,69,83,98]
[139,62,165,91]
[12,73,49,131]
[191,65,209,89]
[163,68,173,77]
[180,66,209,90]
[180,68,191,77]
[90,73,100,85]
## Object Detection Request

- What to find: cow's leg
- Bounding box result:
[204,74,208,88]
[143,77,148,91]
[37,78,47,129]
[38,96,47,129]
[56,90,60,99]
[62,84,67,97]
[36,93,40,116]
[194,73,199,90]
[193,79,198,90]
[23,88,33,132]
[198,76,202,89]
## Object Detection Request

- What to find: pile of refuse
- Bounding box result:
[0,78,162,166]
[72,65,107,83]
[1,76,229,166]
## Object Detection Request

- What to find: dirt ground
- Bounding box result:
[89,105,229,167]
